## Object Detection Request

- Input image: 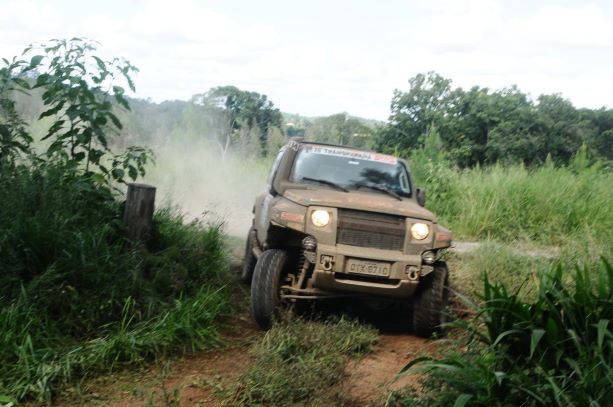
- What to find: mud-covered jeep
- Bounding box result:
[242,139,452,337]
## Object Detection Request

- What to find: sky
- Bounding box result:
[1,0,612,120]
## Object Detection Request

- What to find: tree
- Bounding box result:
[192,86,283,157]
[378,72,455,154]
[377,71,613,167]
[304,113,375,148]
[578,107,613,161]
[533,94,582,164]
[482,86,539,165]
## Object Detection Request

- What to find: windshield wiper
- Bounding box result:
[302,177,349,192]
[353,182,402,201]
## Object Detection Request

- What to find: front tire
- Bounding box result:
[239,228,257,284]
[251,249,289,329]
[412,262,450,338]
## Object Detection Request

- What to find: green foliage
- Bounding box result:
[231,318,378,406]
[0,39,230,402]
[409,150,612,246]
[1,38,152,183]
[392,259,612,406]
[0,56,36,163]
[192,85,283,156]
[304,112,377,149]
[379,71,612,167]
[0,170,230,400]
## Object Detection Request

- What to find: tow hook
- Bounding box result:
[321,255,334,271]
[406,266,419,281]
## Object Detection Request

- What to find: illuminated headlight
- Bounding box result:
[410,223,430,240]
[311,210,330,227]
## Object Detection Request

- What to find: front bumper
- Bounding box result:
[310,243,423,298]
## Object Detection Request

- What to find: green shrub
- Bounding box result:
[392,258,612,406]
[0,162,230,401]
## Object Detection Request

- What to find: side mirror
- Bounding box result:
[416,188,426,207]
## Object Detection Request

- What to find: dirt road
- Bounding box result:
[74,322,437,406]
[62,245,450,406]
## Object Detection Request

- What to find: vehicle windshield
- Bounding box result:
[290,145,411,197]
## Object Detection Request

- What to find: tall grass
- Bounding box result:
[390,258,612,406]
[409,152,612,248]
[0,162,231,401]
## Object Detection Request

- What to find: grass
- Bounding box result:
[0,161,232,402]
[409,152,612,248]
[388,258,612,406]
[391,151,612,405]
[230,317,379,406]
[446,242,553,300]
[445,238,612,304]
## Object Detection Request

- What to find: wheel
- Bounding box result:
[239,228,257,284]
[412,261,450,338]
[251,249,289,329]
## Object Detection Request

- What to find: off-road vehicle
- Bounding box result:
[242,139,452,337]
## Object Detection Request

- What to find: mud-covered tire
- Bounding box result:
[412,262,450,338]
[251,249,289,329]
[239,228,257,285]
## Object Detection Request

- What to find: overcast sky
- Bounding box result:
[1,0,612,120]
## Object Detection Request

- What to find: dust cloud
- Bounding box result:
[143,139,271,237]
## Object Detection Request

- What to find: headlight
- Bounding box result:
[422,251,436,264]
[411,223,430,240]
[311,210,330,227]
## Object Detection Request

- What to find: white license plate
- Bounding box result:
[346,259,390,277]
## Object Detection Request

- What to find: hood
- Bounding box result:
[284,188,436,221]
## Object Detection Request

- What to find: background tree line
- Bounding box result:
[377,72,612,167]
[11,69,612,167]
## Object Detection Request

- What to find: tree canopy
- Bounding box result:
[377,72,612,167]
[192,85,283,156]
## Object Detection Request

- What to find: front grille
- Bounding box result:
[337,209,405,251]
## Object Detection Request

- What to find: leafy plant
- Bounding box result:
[1,38,152,183]
[394,258,613,406]
[34,38,152,182]
[0,56,37,163]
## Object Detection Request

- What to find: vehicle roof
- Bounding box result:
[295,140,390,157]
